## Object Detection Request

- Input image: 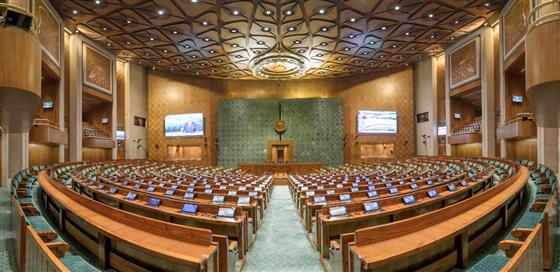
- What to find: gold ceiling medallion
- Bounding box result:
[250,51,309,79]
[274,120,286,134]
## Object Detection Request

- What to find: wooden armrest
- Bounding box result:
[21,206,39,216]
[530,202,547,212]
[45,242,70,258]
[37,231,59,243]
[511,228,534,241]
[228,240,238,251]
[498,240,524,258]
[330,240,341,250]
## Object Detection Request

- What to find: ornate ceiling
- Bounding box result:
[52,0,505,80]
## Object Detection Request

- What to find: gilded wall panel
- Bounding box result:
[37,0,61,66]
[450,37,480,89]
[83,45,112,94]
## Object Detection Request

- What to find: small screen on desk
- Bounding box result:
[184,192,195,200]
[427,189,438,198]
[363,201,380,212]
[147,198,161,207]
[410,183,418,189]
[314,196,326,204]
[367,190,378,198]
[326,190,335,195]
[147,186,156,192]
[237,196,250,205]
[398,180,405,185]
[228,190,237,196]
[426,180,433,185]
[385,183,392,188]
[126,192,137,200]
[204,189,213,194]
[460,180,469,187]
[351,187,359,192]
[306,191,315,197]
[389,187,398,194]
[339,194,351,202]
[165,189,175,196]
[402,195,416,204]
[248,191,258,197]
[108,187,117,194]
[181,203,198,214]
[218,207,235,218]
[447,184,457,192]
[212,195,225,203]
[97,184,105,190]
[329,206,347,217]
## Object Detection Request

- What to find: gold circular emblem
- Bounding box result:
[274,120,286,134]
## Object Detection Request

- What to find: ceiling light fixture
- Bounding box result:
[349,17,357,23]
[318,8,326,14]
[257,41,265,45]
[231,10,240,16]
[201,21,209,26]
[262,27,271,32]
[264,10,273,15]
[284,10,293,16]
[320,42,327,46]
[72,9,79,14]
[428,13,434,18]
[250,51,309,79]
[157,9,165,15]
[380,26,387,30]
[293,40,302,44]
[394,5,401,11]
[231,43,238,47]
[287,26,296,32]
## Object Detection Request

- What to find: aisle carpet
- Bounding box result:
[242,186,323,272]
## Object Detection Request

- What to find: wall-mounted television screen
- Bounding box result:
[164,113,204,137]
[357,110,397,134]
[512,95,523,103]
[116,130,125,140]
[453,113,461,119]
[42,101,54,109]
[437,126,447,136]
[101,117,110,124]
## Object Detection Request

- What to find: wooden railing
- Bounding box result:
[499,224,544,271]
[528,0,560,31]
[24,225,70,272]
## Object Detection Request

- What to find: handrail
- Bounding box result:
[528,0,560,31]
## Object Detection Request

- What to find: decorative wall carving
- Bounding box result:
[37,0,61,66]
[83,44,112,94]
[503,0,527,59]
[450,37,480,89]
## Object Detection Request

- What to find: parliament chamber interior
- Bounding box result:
[1,0,559,271]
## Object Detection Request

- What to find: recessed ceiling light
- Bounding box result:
[343,47,350,51]
[336,57,342,60]
[253,50,261,54]
[362,52,369,55]
[454,20,460,24]
[191,55,197,58]
[399,55,404,59]
[209,50,215,53]
[203,37,211,42]
[360,69,365,72]
[172,30,178,34]
[102,26,108,31]
[125,40,131,44]
[157,9,165,15]
[344,68,349,71]
[217,59,223,63]
[318,8,326,14]
[231,43,238,47]
[175,59,180,62]
[369,41,375,45]
[369,62,375,66]
[411,47,416,51]
[298,49,306,53]
[353,60,359,63]
[152,66,156,70]
[163,49,168,53]
[405,63,409,66]
[196,72,200,74]
[231,10,240,16]
[230,28,238,33]
[293,40,301,44]
[287,26,296,32]
[144,53,150,56]
[484,22,489,26]
[284,10,293,16]
[200,63,206,66]
[264,10,273,15]
[380,26,387,30]
[430,35,435,39]
[394,5,401,11]
[190,0,199,3]
[428,13,434,18]
[235,55,243,58]
[201,21,209,26]
[386,64,391,67]
[405,32,410,36]
[126,18,133,24]
[95,0,102,4]
[320,27,329,32]
[328,65,333,68]
[348,34,355,38]
[183,44,190,48]
[170,67,174,70]
[349,17,357,23]
[450,37,456,40]
[316,54,324,57]
[257,41,265,45]
[484,3,490,7]
[392,45,397,48]
[379,55,384,58]
[320,42,328,46]
[211,69,216,72]
[262,27,270,32]
[157,60,161,63]
[106,43,111,46]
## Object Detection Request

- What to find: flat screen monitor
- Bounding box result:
[305,191,315,197]
[367,190,378,198]
[147,186,155,192]
[329,206,347,217]
[101,117,110,124]
[212,195,225,203]
[389,187,398,194]
[164,113,204,137]
[453,113,461,119]
[437,126,447,136]
[398,181,405,185]
[326,190,335,195]
[42,101,54,109]
[426,180,433,185]
[363,201,380,212]
[181,203,198,214]
[460,180,469,187]
[228,190,237,196]
[512,95,523,103]
[204,189,213,194]
[184,192,195,199]
[357,110,397,134]
[187,187,195,193]
[126,192,137,201]
[237,196,250,205]
[116,130,125,140]
[108,187,117,194]
[218,207,235,218]
[97,184,105,190]
[402,195,416,204]
[351,187,359,192]
[147,198,161,207]
[339,194,351,202]
[134,184,142,189]
[427,189,438,198]
[385,183,392,188]
[447,184,457,192]
[368,185,376,191]
[314,196,326,204]
[165,189,175,196]
[410,183,419,190]
[248,191,258,197]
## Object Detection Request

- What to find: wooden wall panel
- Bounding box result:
[38,79,59,124]
[503,0,528,59]
[29,144,59,167]
[147,69,415,165]
[451,143,483,157]
[450,38,480,89]
[83,45,112,94]
[505,138,538,162]
[82,147,112,161]
[37,0,61,66]
[436,55,446,155]
[83,103,112,134]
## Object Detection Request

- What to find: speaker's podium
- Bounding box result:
[237,139,323,184]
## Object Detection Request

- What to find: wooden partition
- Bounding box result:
[11,197,26,271]
[500,224,543,272]
[24,226,69,272]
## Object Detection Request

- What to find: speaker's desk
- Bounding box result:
[238,162,324,175]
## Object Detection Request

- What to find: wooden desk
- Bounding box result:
[238,162,324,175]
[38,171,220,272]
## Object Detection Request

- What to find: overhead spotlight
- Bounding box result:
[157,9,165,15]
[152,66,156,70]
[203,37,211,42]
[209,50,215,53]
[95,0,102,4]
[235,55,243,58]
[405,32,410,36]
[349,17,357,23]
[360,69,365,72]
[328,65,333,68]
[380,26,387,30]
[348,34,355,38]
[191,55,197,58]
[175,59,180,62]
[144,52,150,56]
[484,3,490,7]
[264,10,273,16]
[320,26,329,32]
[483,22,489,26]
[183,44,190,48]
[172,30,178,34]
[430,35,435,39]
[343,47,350,51]
[318,8,326,14]
[257,41,265,45]
[428,13,434,18]
[298,49,306,53]
[316,54,323,57]
[231,10,240,16]
[106,43,111,46]
[163,49,168,53]
[336,57,342,60]
[200,63,206,66]
[149,36,154,41]
[450,37,456,40]
[405,63,409,66]
[320,42,328,46]
[454,20,460,24]
[394,5,401,11]
[369,41,375,45]
[190,0,199,2]
[231,43,238,47]
[217,59,223,63]
[125,40,131,45]
[126,18,133,24]
[386,64,391,67]
[379,55,384,58]
[287,26,296,32]
[362,52,369,55]
[293,40,302,44]
[201,21,209,26]
[72,9,79,14]
[102,26,108,31]
[353,60,359,63]
[230,28,238,33]
[262,27,271,32]
[392,44,397,48]
[210,69,216,72]
[369,62,375,66]
[253,50,261,54]
[284,10,293,16]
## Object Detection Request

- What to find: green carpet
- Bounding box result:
[0,188,17,272]
[243,186,323,272]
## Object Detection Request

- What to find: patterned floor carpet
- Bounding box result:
[242,186,324,272]
[0,189,17,272]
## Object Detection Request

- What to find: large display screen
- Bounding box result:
[164,113,204,137]
[357,111,398,134]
